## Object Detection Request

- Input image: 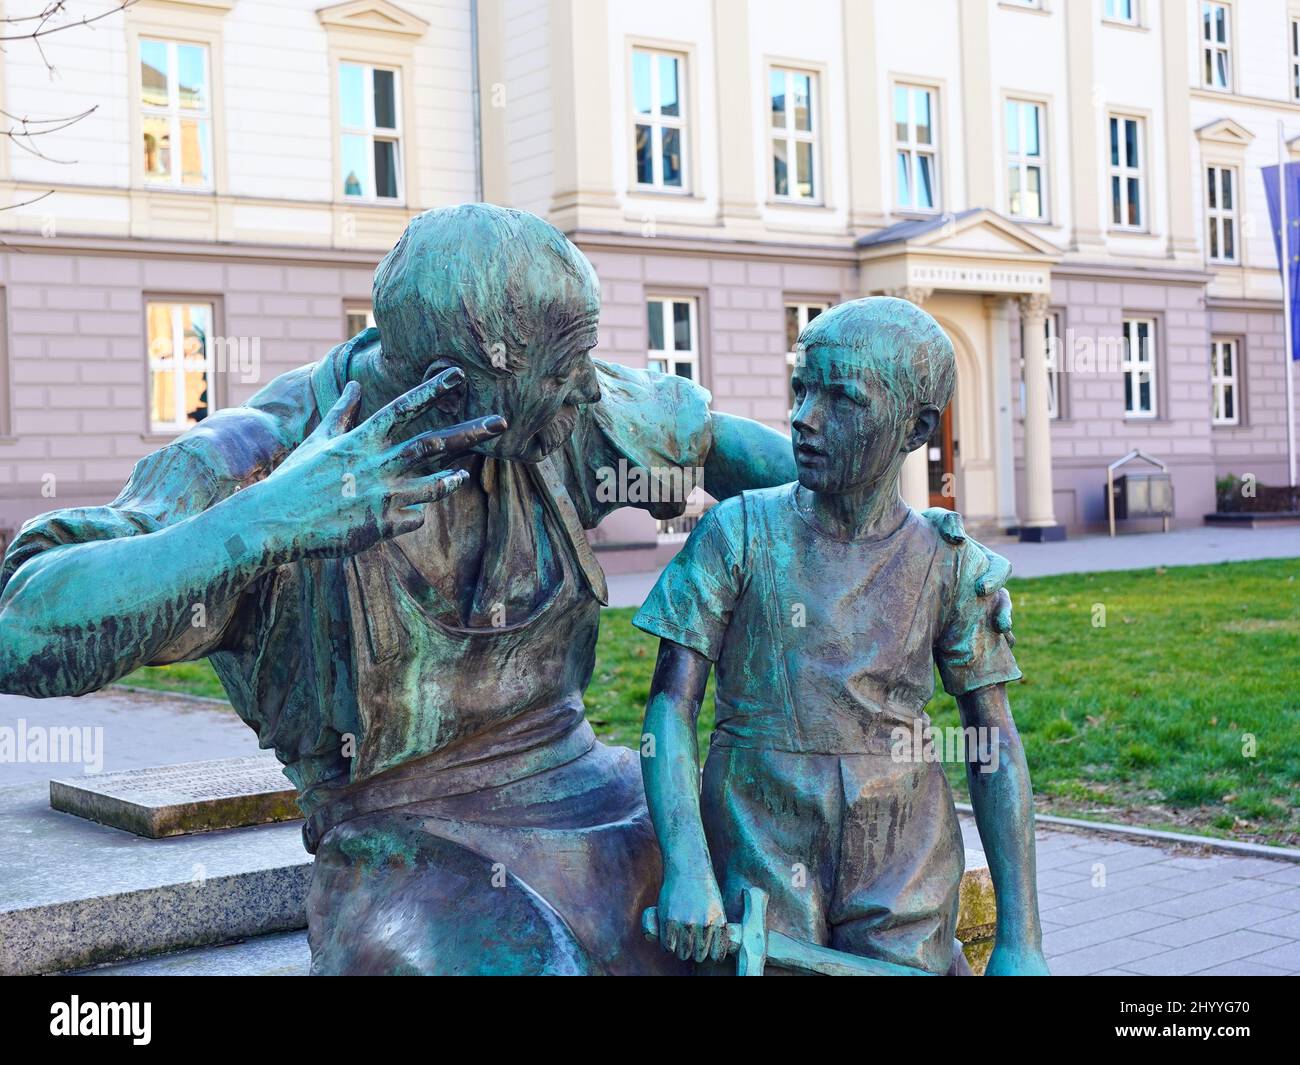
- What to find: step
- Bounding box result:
[0,782,310,975]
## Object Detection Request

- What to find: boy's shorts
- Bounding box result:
[700,744,965,976]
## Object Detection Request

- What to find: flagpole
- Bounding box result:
[1279,122,1298,490]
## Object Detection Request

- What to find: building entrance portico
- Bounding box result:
[857,208,1066,540]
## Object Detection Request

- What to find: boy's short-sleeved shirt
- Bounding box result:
[633,484,1020,755]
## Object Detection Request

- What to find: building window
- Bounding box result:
[1044,313,1062,419]
[1292,18,1300,101]
[1122,317,1156,418]
[770,68,818,201]
[1104,0,1137,24]
[1108,115,1143,229]
[785,301,828,412]
[1005,99,1047,221]
[339,62,401,201]
[1205,165,1237,263]
[1210,338,1239,425]
[147,301,214,434]
[894,84,938,212]
[647,297,698,379]
[1201,2,1231,90]
[139,38,212,189]
[632,49,685,191]
[345,304,375,338]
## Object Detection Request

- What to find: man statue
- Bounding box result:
[0,205,1009,975]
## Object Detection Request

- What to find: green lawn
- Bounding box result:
[121,558,1300,846]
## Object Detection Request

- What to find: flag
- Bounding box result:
[1262,162,1300,361]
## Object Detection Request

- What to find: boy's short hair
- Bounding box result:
[372,203,600,378]
[797,296,956,429]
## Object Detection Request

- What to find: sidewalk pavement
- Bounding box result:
[1015,825,1300,975]
[87,819,1300,975]
[605,524,1300,608]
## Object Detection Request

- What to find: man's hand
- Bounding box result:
[985,941,1051,976]
[656,867,730,964]
[922,508,1014,640]
[260,368,506,559]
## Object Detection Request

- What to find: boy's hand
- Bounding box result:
[985,941,1051,976]
[657,869,730,964]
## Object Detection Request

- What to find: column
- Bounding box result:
[843,0,887,232]
[548,0,619,230]
[987,296,1019,531]
[714,0,761,231]
[1018,292,1065,540]
[1064,0,1105,255]
[959,0,995,210]
[1161,0,1200,263]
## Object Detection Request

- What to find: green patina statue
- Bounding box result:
[636,297,1049,976]
[0,206,1017,975]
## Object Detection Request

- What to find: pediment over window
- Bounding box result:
[316,0,429,38]
[1195,118,1255,148]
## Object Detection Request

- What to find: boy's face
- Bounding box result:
[790,343,909,495]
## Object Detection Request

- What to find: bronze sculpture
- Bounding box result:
[0,207,1018,975]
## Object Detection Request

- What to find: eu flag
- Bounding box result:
[1262,162,1300,361]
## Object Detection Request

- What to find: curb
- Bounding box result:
[955,803,1300,863]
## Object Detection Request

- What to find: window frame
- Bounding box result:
[344,302,375,340]
[1108,113,1145,231]
[768,65,821,204]
[1210,336,1241,426]
[144,297,220,437]
[1004,97,1049,222]
[785,300,831,414]
[1292,17,1300,102]
[893,82,941,214]
[646,295,701,382]
[1122,316,1158,419]
[1103,0,1139,25]
[630,46,688,194]
[1200,1,1233,91]
[138,36,214,192]
[337,60,404,204]
[1205,164,1238,264]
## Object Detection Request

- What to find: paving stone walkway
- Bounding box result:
[1027,825,1300,975]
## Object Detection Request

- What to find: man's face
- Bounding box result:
[459,301,602,463]
[790,343,907,495]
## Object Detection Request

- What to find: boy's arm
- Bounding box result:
[957,682,1050,976]
[641,639,730,965]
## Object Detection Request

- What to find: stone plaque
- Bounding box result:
[49,754,300,838]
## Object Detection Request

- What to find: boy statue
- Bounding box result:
[635,296,1049,976]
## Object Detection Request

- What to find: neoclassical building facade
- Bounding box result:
[0,0,1296,567]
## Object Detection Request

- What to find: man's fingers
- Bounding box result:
[676,926,695,962]
[387,415,507,469]
[661,919,679,955]
[318,380,362,438]
[976,550,1012,597]
[695,923,714,965]
[368,366,466,438]
[387,469,470,511]
[993,587,1015,640]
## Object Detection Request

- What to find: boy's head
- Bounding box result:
[372,204,602,461]
[790,296,955,495]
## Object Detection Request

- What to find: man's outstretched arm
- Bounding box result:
[0,372,502,698]
[957,682,1049,975]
